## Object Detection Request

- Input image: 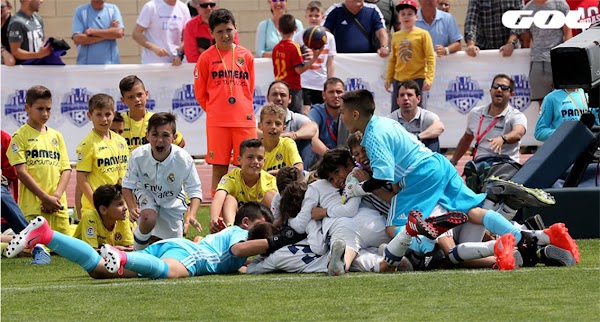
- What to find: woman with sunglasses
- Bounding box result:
[255,0,303,58]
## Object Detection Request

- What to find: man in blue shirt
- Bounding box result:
[72,0,124,64]
[323,0,389,57]
[415,0,462,57]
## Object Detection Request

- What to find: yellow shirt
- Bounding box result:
[122,111,184,151]
[217,168,277,204]
[73,208,134,248]
[7,124,71,218]
[263,137,303,172]
[386,27,436,84]
[76,130,130,212]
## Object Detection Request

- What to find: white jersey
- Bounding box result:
[136,0,190,63]
[292,29,337,91]
[270,192,281,221]
[122,144,202,207]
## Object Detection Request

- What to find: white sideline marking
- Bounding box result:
[2,267,598,292]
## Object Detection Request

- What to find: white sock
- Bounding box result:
[523,230,551,245]
[497,203,517,220]
[349,251,382,273]
[449,241,495,263]
[383,227,411,266]
[133,228,152,250]
[482,199,500,211]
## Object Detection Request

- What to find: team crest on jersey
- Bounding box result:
[140,197,148,206]
[115,233,122,241]
[253,88,267,115]
[61,88,93,127]
[219,177,227,185]
[116,99,156,113]
[276,153,283,161]
[11,142,18,153]
[445,76,485,114]
[345,78,371,92]
[236,58,245,67]
[51,138,58,147]
[77,151,83,161]
[257,191,264,200]
[4,90,29,127]
[509,74,531,111]
[172,84,204,122]
[209,151,215,160]
[86,226,95,237]
[167,172,175,184]
[118,142,125,150]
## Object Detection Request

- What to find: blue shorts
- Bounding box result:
[387,153,486,227]
[141,239,199,277]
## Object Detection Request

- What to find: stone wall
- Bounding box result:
[14,0,470,64]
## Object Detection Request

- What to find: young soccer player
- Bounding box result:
[210,139,278,233]
[76,93,130,223]
[338,89,576,270]
[271,166,305,228]
[6,202,292,279]
[292,1,337,115]
[122,112,202,250]
[111,111,125,136]
[385,0,435,111]
[119,75,185,151]
[7,85,71,235]
[258,103,304,175]
[193,9,256,197]
[73,184,134,251]
[272,13,322,114]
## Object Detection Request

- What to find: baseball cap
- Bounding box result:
[396,0,418,12]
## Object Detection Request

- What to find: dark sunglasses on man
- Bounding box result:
[199,2,216,8]
[491,83,511,91]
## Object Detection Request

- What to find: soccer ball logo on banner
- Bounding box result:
[509,74,531,111]
[4,90,29,127]
[61,88,92,127]
[172,84,204,122]
[445,76,485,114]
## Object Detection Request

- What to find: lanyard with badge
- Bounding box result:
[472,110,500,160]
[325,112,337,144]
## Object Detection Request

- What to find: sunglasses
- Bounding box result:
[199,2,216,8]
[491,83,511,91]
[271,0,286,3]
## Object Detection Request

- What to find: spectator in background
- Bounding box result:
[132,0,190,66]
[464,0,523,57]
[502,0,572,105]
[186,0,199,17]
[255,0,303,58]
[7,0,52,64]
[323,0,390,57]
[72,0,124,65]
[1,0,13,51]
[365,0,401,33]
[437,0,450,12]
[183,0,239,63]
[416,0,462,57]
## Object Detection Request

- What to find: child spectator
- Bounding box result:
[122,112,202,250]
[292,1,337,115]
[209,139,278,233]
[259,103,304,175]
[111,111,125,136]
[271,166,305,227]
[73,184,134,251]
[272,13,322,114]
[119,75,185,151]
[193,9,256,197]
[76,93,129,223]
[7,85,71,235]
[385,0,435,112]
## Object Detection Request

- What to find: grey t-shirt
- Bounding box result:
[368,0,398,32]
[387,107,440,135]
[521,0,569,62]
[7,11,45,54]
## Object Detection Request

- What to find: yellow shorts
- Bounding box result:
[25,213,71,236]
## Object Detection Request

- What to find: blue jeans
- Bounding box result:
[1,184,28,233]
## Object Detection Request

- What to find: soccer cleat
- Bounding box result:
[425,211,468,234]
[524,214,546,230]
[476,161,491,192]
[513,250,523,269]
[544,223,580,263]
[486,176,555,209]
[5,216,53,258]
[30,245,51,265]
[406,210,438,240]
[494,233,516,270]
[517,231,539,267]
[463,160,479,192]
[100,244,128,275]
[540,245,576,267]
[327,239,346,276]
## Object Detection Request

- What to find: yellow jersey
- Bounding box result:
[217,168,277,205]
[122,111,184,151]
[76,130,130,212]
[73,208,134,248]
[7,124,71,218]
[263,137,303,172]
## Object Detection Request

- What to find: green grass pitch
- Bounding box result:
[2,207,599,321]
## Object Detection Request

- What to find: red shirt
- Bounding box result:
[1,130,17,183]
[183,15,240,63]
[272,39,304,90]
[567,0,599,36]
[193,45,255,127]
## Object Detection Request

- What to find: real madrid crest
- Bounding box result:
[167,172,175,184]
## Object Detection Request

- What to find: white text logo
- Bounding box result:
[502,10,592,29]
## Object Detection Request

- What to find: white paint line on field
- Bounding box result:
[2,267,598,293]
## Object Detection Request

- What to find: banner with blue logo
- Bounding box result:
[1,49,540,160]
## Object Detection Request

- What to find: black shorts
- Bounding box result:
[302,88,324,106]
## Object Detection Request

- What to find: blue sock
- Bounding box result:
[47,232,101,273]
[482,210,522,243]
[123,252,169,279]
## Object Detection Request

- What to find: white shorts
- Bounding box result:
[136,190,187,239]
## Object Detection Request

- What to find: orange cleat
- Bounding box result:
[544,223,580,263]
[494,233,516,270]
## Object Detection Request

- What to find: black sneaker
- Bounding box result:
[540,245,576,267]
[517,231,539,267]
[524,214,546,230]
[486,176,555,209]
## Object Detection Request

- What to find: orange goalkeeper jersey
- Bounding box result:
[193,44,256,127]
